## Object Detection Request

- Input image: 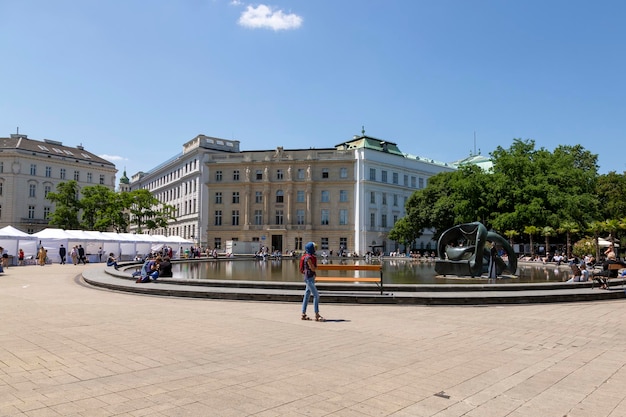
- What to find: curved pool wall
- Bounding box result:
[163,257,579,285]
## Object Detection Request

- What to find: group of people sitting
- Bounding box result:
[107,252,173,283]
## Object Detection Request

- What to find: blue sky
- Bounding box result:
[1,0,625,179]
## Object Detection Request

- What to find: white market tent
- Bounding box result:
[32,228,193,263]
[0,226,38,264]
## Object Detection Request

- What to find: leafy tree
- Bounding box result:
[80,185,123,231]
[523,225,540,256]
[128,189,175,233]
[504,230,519,246]
[46,181,82,229]
[387,217,418,254]
[558,220,579,259]
[596,172,626,220]
[542,226,556,257]
[586,221,605,262]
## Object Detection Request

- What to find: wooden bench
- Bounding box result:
[314,264,383,294]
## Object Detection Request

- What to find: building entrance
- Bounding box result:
[271,235,283,253]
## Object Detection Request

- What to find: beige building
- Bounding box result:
[0,133,117,233]
[130,132,455,255]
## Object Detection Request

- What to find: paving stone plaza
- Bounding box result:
[1,263,626,416]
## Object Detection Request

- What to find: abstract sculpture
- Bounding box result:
[434,222,518,277]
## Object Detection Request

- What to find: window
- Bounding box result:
[0,182,3,196]
[87,172,93,183]
[369,168,376,181]
[233,170,240,181]
[370,213,376,227]
[256,170,263,180]
[370,192,376,204]
[0,162,3,173]
[28,205,35,219]
[419,177,424,189]
[43,206,50,219]
[232,192,240,204]
[321,209,329,225]
[214,210,222,226]
[381,214,388,228]
[321,237,329,250]
[339,190,348,202]
[393,194,398,206]
[297,169,305,179]
[276,190,284,203]
[382,193,387,205]
[392,172,398,184]
[296,190,305,203]
[214,238,221,250]
[74,170,80,181]
[411,176,416,188]
[45,166,52,177]
[322,168,329,179]
[60,168,66,179]
[294,237,302,251]
[340,167,348,178]
[30,164,37,175]
[404,174,409,186]
[340,237,347,251]
[232,210,240,226]
[381,170,388,183]
[296,209,305,225]
[215,171,223,181]
[99,174,105,185]
[215,192,222,204]
[277,169,283,180]
[275,209,283,225]
[321,190,329,202]
[255,191,263,204]
[339,209,348,225]
[254,210,263,225]
[29,184,36,198]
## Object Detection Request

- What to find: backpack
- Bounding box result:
[299,254,310,274]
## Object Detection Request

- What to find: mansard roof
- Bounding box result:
[0,134,115,167]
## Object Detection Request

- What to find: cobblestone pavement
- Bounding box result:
[1,263,626,416]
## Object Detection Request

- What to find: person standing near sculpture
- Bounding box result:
[487,242,498,279]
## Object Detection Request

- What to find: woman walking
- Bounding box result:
[300,241,325,322]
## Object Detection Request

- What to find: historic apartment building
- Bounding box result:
[130,132,455,255]
[0,133,117,233]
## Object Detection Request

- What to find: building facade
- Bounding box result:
[0,133,117,233]
[128,135,240,245]
[130,133,455,255]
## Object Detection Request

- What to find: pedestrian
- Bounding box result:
[18,248,24,266]
[299,241,325,322]
[488,242,498,279]
[98,247,104,262]
[77,245,86,264]
[59,244,67,265]
[37,247,47,266]
[70,246,78,265]
[106,253,119,270]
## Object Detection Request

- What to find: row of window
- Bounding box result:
[214,167,349,182]
[145,159,199,192]
[369,168,425,188]
[22,163,106,184]
[214,189,350,205]
[211,237,349,252]
[213,209,351,226]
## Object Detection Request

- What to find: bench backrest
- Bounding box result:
[316,264,382,271]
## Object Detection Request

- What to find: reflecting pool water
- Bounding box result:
[173,258,572,285]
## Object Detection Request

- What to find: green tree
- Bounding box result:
[128,189,175,233]
[523,225,540,256]
[596,172,626,220]
[586,220,606,262]
[504,230,519,246]
[558,220,579,259]
[542,226,556,257]
[80,185,124,231]
[387,217,418,254]
[46,181,82,229]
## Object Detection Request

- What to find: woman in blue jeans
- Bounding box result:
[300,241,325,321]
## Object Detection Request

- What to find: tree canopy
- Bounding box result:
[390,138,624,254]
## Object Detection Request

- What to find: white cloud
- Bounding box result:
[99,154,126,162]
[238,4,302,31]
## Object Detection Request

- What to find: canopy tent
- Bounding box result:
[32,228,193,263]
[598,237,620,248]
[0,226,38,264]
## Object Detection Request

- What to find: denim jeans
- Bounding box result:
[302,277,319,314]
